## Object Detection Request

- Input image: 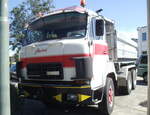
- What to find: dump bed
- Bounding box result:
[117,37,137,60]
[105,22,137,61]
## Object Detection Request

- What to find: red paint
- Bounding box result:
[20,54,90,68]
[90,43,109,57]
[95,44,109,55]
[108,87,113,105]
[35,48,47,54]
[80,0,86,7]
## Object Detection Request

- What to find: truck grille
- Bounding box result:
[27,63,63,80]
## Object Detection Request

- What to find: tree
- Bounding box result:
[9,0,54,41]
[27,0,54,15]
[9,4,27,40]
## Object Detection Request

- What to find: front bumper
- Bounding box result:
[18,83,97,105]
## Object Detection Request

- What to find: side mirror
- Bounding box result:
[96,20,104,36]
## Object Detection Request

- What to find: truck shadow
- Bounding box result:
[139,100,147,108]
[15,99,100,115]
[46,105,100,115]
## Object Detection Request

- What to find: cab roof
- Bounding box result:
[30,6,114,24]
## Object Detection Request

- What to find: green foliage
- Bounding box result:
[10,0,54,41]
[27,0,54,15]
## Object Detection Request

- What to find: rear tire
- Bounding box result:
[123,71,132,95]
[131,69,136,90]
[98,77,115,115]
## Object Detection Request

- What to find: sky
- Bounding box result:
[9,0,147,38]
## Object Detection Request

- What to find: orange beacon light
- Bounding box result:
[80,0,86,7]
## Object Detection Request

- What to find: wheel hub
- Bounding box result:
[108,86,113,106]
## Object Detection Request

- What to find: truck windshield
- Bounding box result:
[28,12,87,43]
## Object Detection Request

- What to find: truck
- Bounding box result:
[137,54,147,83]
[137,26,148,83]
[17,6,137,115]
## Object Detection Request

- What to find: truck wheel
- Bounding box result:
[131,69,136,90]
[124,71,132,95]
[98,77,115,115]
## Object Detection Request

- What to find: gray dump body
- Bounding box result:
[105,21,137,61]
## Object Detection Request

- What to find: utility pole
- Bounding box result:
[0,0,10,115]
[148,0,150,114]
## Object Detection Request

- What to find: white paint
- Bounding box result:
[117,39,137,59]
[91,55,108,89]
[20,39,89,58]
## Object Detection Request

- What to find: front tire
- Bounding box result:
[98,77,115,115]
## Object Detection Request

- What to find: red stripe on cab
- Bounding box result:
[95,44,109,55]
[20,54,90,68]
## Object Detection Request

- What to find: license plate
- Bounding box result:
[46,71,60,76]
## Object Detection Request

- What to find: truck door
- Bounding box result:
[90,18,109,89]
